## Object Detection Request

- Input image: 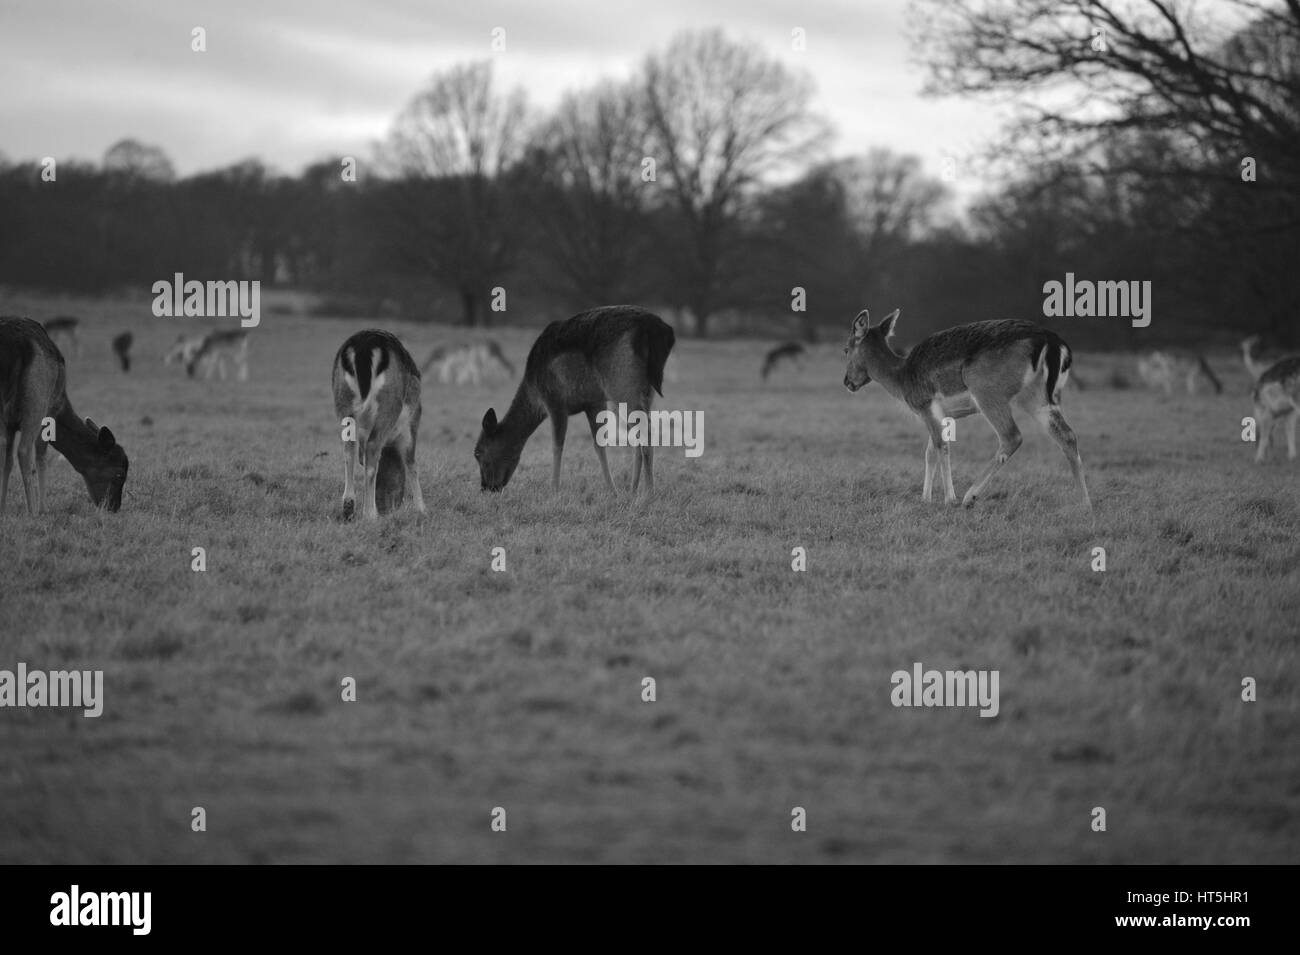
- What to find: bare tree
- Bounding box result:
[103,139,176,183]
[383,61,529,325]
[527,81,656,305]
[642,29,828,337]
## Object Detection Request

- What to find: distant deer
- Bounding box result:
[761,341,805,382]
[475,305,676,494]
[43,316,80,358]
[842,309,1090,509]
[1136,349,1222,395]
[421,341,514,386]
[331,329,425,520]
[112,332,133,372]
[1251,356,1300,463]
[164,330,249,381]
[0,317,129,513]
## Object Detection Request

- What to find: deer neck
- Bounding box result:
[869,344,910,401]
[50,402,103,477]
[499,382,548,448]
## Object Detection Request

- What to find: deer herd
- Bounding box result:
[0,306,1297,518]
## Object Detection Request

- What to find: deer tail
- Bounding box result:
[641,319,676,397]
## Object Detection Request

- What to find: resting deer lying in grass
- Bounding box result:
[0,317,129,513]
[331,329,425,520]
[842,309,1090,509]
[1251,356,1300,464]
[475,305,676,494]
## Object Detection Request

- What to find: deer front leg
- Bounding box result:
[585,408,616,494]
[1285,410,1297,461]
[551,412,567,492]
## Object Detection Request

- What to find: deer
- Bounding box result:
[761,341,806,382]
[421,341,514,386]
[842,308,1090,509]
[475,305,676,495]
[0,317,129,514]
[1251,356,1300,464]
[112,332,133,372]
[1135,349,1223,395]
[163,330,249,381]
[331,329,425,520]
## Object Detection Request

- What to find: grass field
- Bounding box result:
[2,295,1297,864]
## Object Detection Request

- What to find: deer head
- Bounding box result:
[474,408,522,492]
[843,308,901,392]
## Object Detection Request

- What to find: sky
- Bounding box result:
[0,0,1007,197]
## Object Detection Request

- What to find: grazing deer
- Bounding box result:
[1251,356,1300,463]
[163,330,249,381]
[0,317,128,513]
[842,309,1090,509]
[112,332,133,372]
[43,316,80,358]
[331,329,425,520]
[421,341,514,386]
[475,305,675,494]
[1136,349,1222,395]
[761,341,806,382]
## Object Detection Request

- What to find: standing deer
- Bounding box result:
[842,309,1090,509]
[475,306,675,494]
[0,317,129,513]
[1251,356,1300,464]
[112,331,133,372]
[331,329,424,520]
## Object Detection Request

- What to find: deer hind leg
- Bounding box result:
[923,436,938,502]
[340,426,361,519]
[550,409,567,492]
[1253,405,1273,463]
[0,428,13,514]
[585,408,616,494]
[34,439,49,514]
[399,409,426,513]
[16,431,38,515]
[360,432,385,519]
[962,394,1022,508]
[1284,409,1297,461]
[1035,404,1091,508]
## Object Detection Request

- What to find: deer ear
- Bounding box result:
[852,309,870,339]
[482,408,498,433]
[98,426,116,448]
[876,309,901,339]
[85,416,98,431]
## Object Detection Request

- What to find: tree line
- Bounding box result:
[1,15,1296,347]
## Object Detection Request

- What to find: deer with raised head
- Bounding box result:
[475,306,675,494]
[842,309,1090,509]
[1251,356,1300,464]
[0,317,129,514]
[331,329,424,520]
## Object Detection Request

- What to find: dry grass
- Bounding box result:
[1,296,1297,863]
